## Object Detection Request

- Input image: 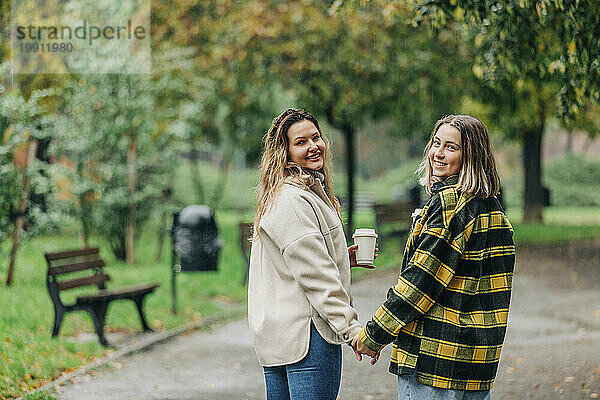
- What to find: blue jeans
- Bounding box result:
[263,323,342,400]
[398,373,491,400]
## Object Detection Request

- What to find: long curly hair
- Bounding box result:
[253,108,341,234]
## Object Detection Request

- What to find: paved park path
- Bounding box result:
[53,242,600,399]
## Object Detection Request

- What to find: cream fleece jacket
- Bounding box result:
[248,176,361,367]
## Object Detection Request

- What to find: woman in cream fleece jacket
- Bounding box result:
[249,108,373,400]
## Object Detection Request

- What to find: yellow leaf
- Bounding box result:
[568,42,576,56]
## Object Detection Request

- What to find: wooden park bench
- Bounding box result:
[373,201,416,248]
[45,248,159,346]
[239,222,253,285]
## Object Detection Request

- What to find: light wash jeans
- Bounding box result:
[398,372,491,400]
[263,323,342,400]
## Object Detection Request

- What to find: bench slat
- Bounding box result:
[57,274,110,291]
[76,283,159,303]
[374,203,413,222]
[45,247,100,261]
[49,259,105,275]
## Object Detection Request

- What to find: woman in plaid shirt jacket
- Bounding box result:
[352,115,515,399]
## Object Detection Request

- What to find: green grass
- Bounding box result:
[21,392,57,400]
[508,206,600,244]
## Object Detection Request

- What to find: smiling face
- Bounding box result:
[428,123,462,180]
[287,119,325,171]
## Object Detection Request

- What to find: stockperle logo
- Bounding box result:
[11,0,151,74]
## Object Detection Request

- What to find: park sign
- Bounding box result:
[10,0,150,74]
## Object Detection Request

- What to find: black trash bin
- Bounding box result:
[171,205,223,313]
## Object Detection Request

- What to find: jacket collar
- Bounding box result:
[285,169,332,208]
[431,175,459,195]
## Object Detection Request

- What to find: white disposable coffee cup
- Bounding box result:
[352,228,378,265]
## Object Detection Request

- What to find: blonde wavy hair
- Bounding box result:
[253,108,341,234]
[417,114,501,198]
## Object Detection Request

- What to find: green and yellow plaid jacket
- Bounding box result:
[359,176,515,391]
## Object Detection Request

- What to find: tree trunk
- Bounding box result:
[6,140,38,286]
[522,122,544,223]
[79,198,90,249]
[192,142,205,204]
[126,136,136,265]
[210,154,232,212]
[80,194,91,249]
[343,125,355,240]
[76,162,91,249]
[156,184,173,262]
[565,129,573,153]
[156,210,168,262]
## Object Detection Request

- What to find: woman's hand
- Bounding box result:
[348,243,378,269]
[351,334,380,365]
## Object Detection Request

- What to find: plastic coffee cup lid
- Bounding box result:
[353,228,377,238]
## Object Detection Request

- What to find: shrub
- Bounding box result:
[544,154,600,206]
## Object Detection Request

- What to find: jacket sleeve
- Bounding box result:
[262,193,361,342]
[359,197,473,352]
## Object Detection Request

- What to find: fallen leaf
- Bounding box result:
[24,374,32,380]
[152,319,165,329]
[565,376,575,383]
[590,394,598,399]
[515,357,523,364]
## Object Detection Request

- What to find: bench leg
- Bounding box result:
[133,294,153,332]
[87,302,109,346]
[51,307,65,337]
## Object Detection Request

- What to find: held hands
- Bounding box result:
[348,244,378,269]
[350,334,380,365]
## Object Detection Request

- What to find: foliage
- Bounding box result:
[289,1,468,138]
[50,73,178,260]
[544,154,600,206]
[390,0,600,222]
[152,0,291,207]
[0,63,56,270]
[210,0,474,233]
[411,0,600,124]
